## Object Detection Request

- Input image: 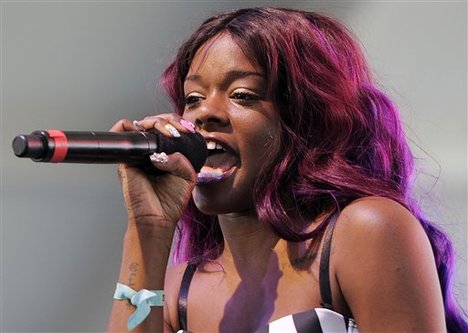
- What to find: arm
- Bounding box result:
[334,197,446,332]
[107,220,175,333]
[106,117,197,333]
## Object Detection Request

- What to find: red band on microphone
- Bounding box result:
[48,130,68,162]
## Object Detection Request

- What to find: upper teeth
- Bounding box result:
[206,140,225,151]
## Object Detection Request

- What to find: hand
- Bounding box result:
[110,115,198,229]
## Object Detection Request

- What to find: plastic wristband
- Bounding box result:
[113,282,164,330]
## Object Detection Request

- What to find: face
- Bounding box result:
[182,33,280,216]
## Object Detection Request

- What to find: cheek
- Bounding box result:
[233,128,278,208]
[243,117,280,167]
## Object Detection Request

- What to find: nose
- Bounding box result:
[191,94,230,132]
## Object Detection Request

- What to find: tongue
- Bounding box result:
[197,152,238,182]
[203,152,238,172]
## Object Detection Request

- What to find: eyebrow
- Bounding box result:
[184,70,264,84]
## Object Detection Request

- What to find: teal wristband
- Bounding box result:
[113,282,164,330]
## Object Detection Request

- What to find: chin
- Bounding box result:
[192,188,254,216]
[192,194,233,215]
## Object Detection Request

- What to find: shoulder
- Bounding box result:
[330,196,445,331]
[334,196,425,247]
[332,196,432,276]
[164,262,189,331]
[338,195,418,225]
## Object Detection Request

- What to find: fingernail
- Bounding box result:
[164,124,181,137]
[133,120,145,131]
[150,152,169,164]
[180,119,196,133]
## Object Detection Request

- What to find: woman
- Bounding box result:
[107,7,466,333]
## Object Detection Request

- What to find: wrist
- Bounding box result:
[119,228,173,289]
[125,217,177,240]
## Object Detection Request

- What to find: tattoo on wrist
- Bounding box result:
[128,262,139,287]
[126,262,139,309]
[129,262,139,272]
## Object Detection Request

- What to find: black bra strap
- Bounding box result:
[178,263,197,331]
[319,215,338,310]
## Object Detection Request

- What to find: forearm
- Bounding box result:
[107,220,175,333]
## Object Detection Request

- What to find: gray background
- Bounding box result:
[1,1,466,332]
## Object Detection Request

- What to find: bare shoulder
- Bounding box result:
[331,196,445,331]
[339,195,419,225]
[164,263,188,332]
[334,196,426,246]
[333,196,432,278]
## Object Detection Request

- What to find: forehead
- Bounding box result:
[186,33,262,78]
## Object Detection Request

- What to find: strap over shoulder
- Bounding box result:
[319,214,339,310]
[178,263,198,331]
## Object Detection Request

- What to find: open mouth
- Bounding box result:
[197,139,238,185]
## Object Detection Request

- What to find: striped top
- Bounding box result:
[253,308,358,333]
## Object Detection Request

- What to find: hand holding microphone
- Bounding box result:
[12,116,205,225]
[108,116,202,225]
[12,119,207,175]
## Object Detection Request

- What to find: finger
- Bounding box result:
[109,119,139,133]
[136,117,181,138]
[143,113,175,121]
[142,114,195,135]
[132,120,146,132]
[179,118,196,133]
[149,152,197,184]
[164,118,195,135]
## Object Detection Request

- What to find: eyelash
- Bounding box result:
[230,91,259,103]
[184,91,260,108]
[185,95,202,106]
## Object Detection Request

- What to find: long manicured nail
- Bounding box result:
[150,152,169,164]
[164,123,181,137]
[133,120,145,131]
[180,119,196,133]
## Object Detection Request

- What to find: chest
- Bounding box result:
[185,266,324,333]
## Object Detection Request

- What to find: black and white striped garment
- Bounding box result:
[253,307,358,333]
[176,307,358,333]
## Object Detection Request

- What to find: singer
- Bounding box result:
[106,8,466,333]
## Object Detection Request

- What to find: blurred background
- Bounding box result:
[2,1,466,332]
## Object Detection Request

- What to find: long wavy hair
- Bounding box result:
[160,7,466,332]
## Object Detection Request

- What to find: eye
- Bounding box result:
[230,90,260,104]
[184,93,204,108]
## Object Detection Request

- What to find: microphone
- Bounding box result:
[12,129,208,174]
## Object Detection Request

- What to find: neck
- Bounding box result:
[217,213,282,275]
[215,212,324,278]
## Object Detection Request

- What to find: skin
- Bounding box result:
[107,34,446,333]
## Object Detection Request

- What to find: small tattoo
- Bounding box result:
[128,273,137,287]
[129,262,139,272]
[128,262,139,287]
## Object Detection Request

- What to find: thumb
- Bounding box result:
[149,152,197,184]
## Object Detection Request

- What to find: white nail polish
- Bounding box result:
[133,120,145,131]
[164,124,181,137]
[150,152,169,164]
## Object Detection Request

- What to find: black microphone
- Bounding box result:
[12,129,208,174]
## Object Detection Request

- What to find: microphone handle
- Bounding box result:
[12,129,207,173]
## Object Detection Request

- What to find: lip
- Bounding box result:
[196,165,237,185]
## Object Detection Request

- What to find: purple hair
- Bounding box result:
[160,7,466,331]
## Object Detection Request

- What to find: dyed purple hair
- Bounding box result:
[160,7,466,331]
